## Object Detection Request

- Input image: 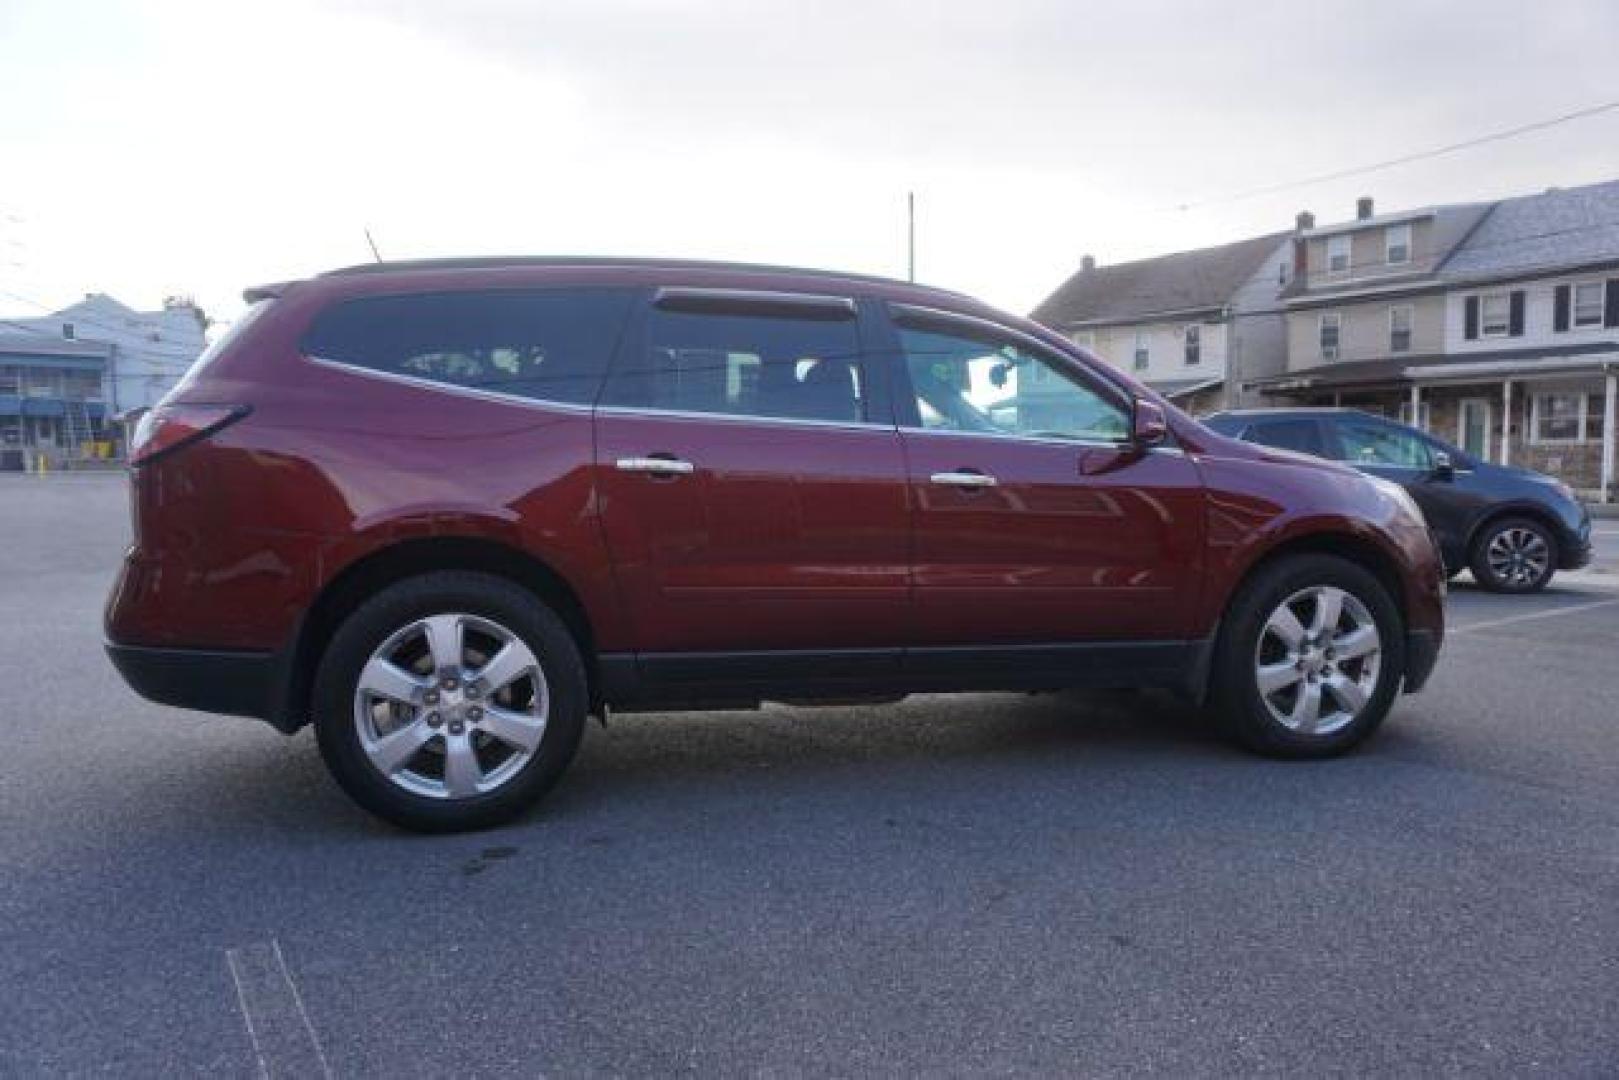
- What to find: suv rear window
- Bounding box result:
[302,288,633,405]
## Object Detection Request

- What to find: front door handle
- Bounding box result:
[930,470,997,488]
[616,455,695,476]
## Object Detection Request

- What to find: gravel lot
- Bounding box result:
[2,473,1616,1076]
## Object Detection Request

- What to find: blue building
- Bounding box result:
[0,332,112,465]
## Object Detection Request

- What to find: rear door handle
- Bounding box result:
[930,470,997,488]
[616,455,695,476]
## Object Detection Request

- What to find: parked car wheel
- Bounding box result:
[1469,517,1557,593]
[313,571,587,832]
[1212,555,1405,758]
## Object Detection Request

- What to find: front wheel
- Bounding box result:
[1211,554,1405,758]
[1470,517,1557,593]
[313,572,587,832]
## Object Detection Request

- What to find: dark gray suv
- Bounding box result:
[1205,408,1593,593]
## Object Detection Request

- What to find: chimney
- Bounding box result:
[1291,212,1312,285]
[1081,254,1096,273]
[1356,196,1374,220]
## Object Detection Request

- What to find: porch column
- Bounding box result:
[1408,384,1422,431]
[1500,379,1512,466]
[1603,372,1616,504]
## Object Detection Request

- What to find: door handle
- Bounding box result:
[930,470,997,488]
[616,455,695,476]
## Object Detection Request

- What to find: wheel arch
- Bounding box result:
[1464,504,1563,560]
[1195,528,1412,704]
[279,536,599,731]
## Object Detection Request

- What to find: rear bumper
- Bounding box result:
[1403,628,1442,694]
[105,641,296,733]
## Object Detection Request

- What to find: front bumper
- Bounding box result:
[105,641,296,732]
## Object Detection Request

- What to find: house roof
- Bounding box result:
[0,331,113,359]
[1284,202,1492,299]
[1440,177,1619,281]
[1250,341,1619,390]
[1030,232,1288,328]
[1147,375,1224,399]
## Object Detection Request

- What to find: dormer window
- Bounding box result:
[1326,235,1350,276]
[1385,223,1411,265]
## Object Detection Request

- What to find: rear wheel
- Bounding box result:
[314,572,587,832]
[1470,517,1556,593]
[1212,554,1405,758]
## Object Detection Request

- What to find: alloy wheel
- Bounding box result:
[1485,526,1551,589]
[1253,585,1382,736]
[353,613,549,799]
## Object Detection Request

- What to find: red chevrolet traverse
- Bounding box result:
[105,259,1445,831]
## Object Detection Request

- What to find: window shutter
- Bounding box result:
[1508,290,1525,336]
[1553,285,1571,331]
[1606,280,1619,328]
[1464,296,1479,340]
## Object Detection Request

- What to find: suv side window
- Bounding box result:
[1243,418,1327,457]
[302,288,633,405]
[604,300,865,423]
[896,322,1128,442]
[1334,417,1434,469]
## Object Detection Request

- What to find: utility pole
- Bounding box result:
[906,191,915,282]
[364,227,383,263]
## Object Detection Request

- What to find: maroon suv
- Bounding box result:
[106,258,1445,831]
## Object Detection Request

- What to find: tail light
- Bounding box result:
[129,404,250,467]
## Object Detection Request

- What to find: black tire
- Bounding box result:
[1211,554,1405,759]
[1469,516,1557,594]
[313,571,587,832]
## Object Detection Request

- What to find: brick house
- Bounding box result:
[1029,233,1293,414]
[1249,181,1619,502]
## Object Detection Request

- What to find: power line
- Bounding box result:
[1168,99,1619,212]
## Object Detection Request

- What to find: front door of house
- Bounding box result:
[1458,398,1491,462]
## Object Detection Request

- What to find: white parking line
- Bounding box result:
[1451,597,1619,635]
[225,939,333,1079]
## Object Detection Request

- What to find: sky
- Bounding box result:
[2,0,1618,334]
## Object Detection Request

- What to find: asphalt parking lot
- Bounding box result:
[2,473,1617,1076]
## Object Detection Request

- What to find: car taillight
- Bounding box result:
[129,404,250,467]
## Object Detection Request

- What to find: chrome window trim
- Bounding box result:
[595,403,893,434]
[303,354,596,414]
[897,424,1132,451]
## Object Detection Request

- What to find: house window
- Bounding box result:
[1319,313,1341,360]
[1073,331,1095,350]
[1133,331,1148,371]
[1531,392,1606,444]
[1574,281,1605,328]
[1480,292,1511,337]
[1385,223,1411,265]
[1326,235,1350,276]
[1389,305,1412,353]
[61,323,75,340]
[1183,325,1200,366]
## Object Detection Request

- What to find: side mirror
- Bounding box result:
[1133,398,1168,446]
[1432,451,1455,479]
